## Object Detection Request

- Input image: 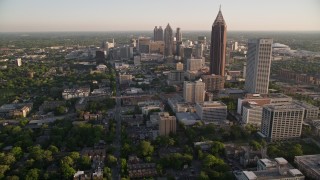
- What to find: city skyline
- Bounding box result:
[0,0,320,32]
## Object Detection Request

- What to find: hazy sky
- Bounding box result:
[0,0,319,32]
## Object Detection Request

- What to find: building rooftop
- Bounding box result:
[275,157,288,165]
[260,159,276,168]
[197,101,226,107]
[264,102,305,111]
[243,171,257,180]
[268,93,291,99]
[294,100,319,109]
[295,154,320,176]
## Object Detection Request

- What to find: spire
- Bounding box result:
[213,6,226,26]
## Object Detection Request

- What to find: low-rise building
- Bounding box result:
[294,154,320,180]
[120,74,133,84]
[175,112,201,126]
[0,103,33,118]
[128,163,157,179]
[242,102,263,126]
[62,87,90,100]
[39,101,66,112]
[195,101,227,123]
[294,101,319,120]
[235,157,305,180]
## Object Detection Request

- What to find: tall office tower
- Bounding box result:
[187,58,203,71]
[167,70,184,85]
[261,103,305,142]
[138,37,151,53]
[194,79,206,103]
[210,7,227,76]
[130,38,137,47]
[95,51,106,64]
[198,36,207,45]
[183,79,205,103]
[244,38,273,94]
[176,28,182,42]
[183,47,193,60]
[175,28,182,56]
[102,39,115,51]
[154,26,158,41]
[176,62,184,71]
[159,112,176,136]
[195,44,204,58]
[154,26,164,41]
[164,24,173,57]
[201,74,225,91]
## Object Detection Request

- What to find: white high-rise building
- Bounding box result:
[16,58,22,67]
[261,103,305,142]
[183,79,205,103]
[245,38,273,94]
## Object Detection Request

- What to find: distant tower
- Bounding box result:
[176,27,182,56]
[244,38,273,94]
[164,24,173,57]
[210,7,227,76]
[154,26,158,41]
[176,27,182,42]
[154,26,163,41]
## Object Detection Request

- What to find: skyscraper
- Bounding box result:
[176,27,182,56]
[183,79,205,103]
[244,38,273,94]
[176,27,182,42]
[261,103,304,142]
[158,112,176,136]
[154,26,163,41]
[164,23,173,57]
[210,7,227,76]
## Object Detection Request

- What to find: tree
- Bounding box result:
[0,153,16,165]
[61,163,76,179]
[138,141,154,157]
[48,145,59,154]
[0,165,10,179]
[11,146,23,159]
[78,155,91,170]
[203,154,224,169]
[211,141,225,155]
[54,106,67,115]
[28,145,44,161]
[199,171,210,180]
[69,152,80,161]
[5,175,19,180]
[249,140,262,151]
[107,155,117,166]
[26,168,40,180]
[103,167,112,180]
[120,158,127,174]
[61,156,74,166]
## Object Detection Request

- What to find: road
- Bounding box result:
[112,76,122,180]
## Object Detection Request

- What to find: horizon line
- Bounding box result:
[1,30,320,33]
